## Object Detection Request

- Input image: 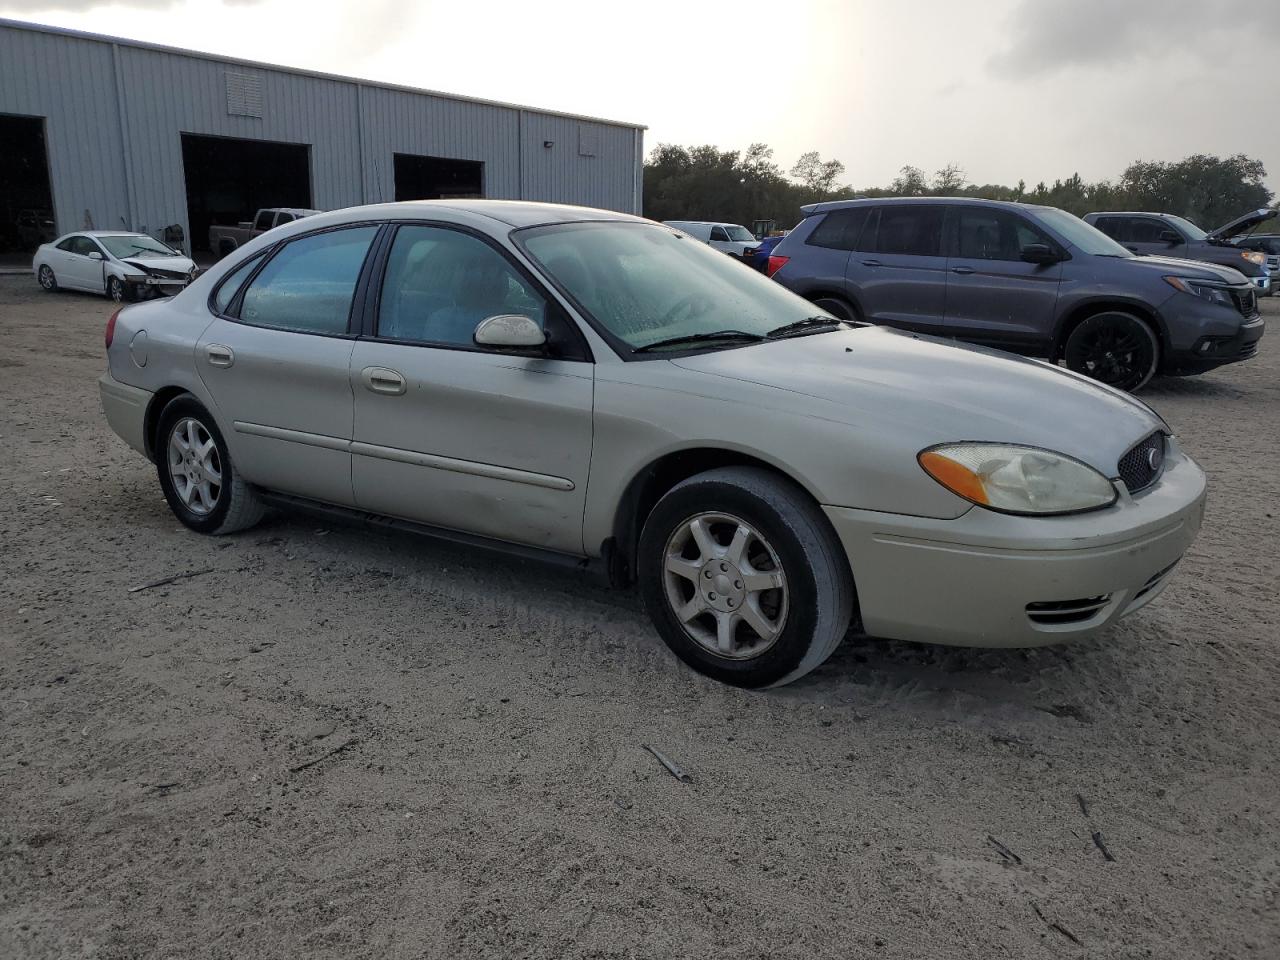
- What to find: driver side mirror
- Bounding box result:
[87,251,104,261]
[1159,230,1181,245]
[1020,243,1060,265]
[473,314,546,354]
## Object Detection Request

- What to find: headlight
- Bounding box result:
[919,443,1118,515]
[1241,250,1266,266]
[1164,276,1234,307]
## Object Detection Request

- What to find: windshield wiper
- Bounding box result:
[765,316,847,339]
[634,330,766,353]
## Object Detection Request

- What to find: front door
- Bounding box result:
[944,205,1063,351]
[350,223,594,555]
[850,204,949,335]
[59,236,105,291]
[195,224,381,507]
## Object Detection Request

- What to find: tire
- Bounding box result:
[106,275,133,304]
[155,396,265,535]
[811,295,860,324]
[637,466,855,689]
[1062,311,1159,392]
[37,265,57,292]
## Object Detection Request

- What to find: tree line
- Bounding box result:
[643,145,1274,232]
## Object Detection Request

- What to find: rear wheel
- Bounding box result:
[638,467,854,688]
[1062,311,1159,392]
[38,265,57,292]
[156,396,264,535]
[811,295,860,324]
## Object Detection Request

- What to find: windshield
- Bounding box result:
[99,234,181,259]
[1165,215,1207,241]
[1034,208,1133,257]
[519,222,829,353]
[724,225,756,243]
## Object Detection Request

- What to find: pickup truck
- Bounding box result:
[208,207,320,258]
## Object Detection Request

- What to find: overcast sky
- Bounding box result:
[7,0,1279,193]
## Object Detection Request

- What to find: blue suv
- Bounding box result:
[767,197,1264,391]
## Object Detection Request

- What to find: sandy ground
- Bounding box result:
[1,275,1277,959]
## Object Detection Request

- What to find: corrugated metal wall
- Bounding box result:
[0,20,643,244]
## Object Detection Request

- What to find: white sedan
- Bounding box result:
[34,231,197,302]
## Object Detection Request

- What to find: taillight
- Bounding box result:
[766,255,790,278]
[105,308,120,350]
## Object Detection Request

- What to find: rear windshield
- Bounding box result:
[1033,208,1132,257]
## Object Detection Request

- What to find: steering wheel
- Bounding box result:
[659,292,716,326]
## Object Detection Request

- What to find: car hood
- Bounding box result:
[122,255,196,273]
[1207,207,1276,241]
[1118,253,1248,284]
[669,327,1166,474]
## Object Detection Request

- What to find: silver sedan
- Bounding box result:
[99,201,1207,688]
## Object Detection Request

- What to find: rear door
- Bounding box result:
[852,204,948,334]
[943,205,1063,350]
[791,206,867,303]
[348,223,593,554]
[195,224,381,507]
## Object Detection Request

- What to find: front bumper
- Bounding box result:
[822,441,1206,647]
[99,371,154,458]
[1166,314,1264,374]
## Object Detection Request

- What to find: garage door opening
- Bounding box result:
[0,114,55,257]
[181,133,312,254]
[393,154,484,201]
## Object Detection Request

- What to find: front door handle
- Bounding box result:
[206,344,234,368]
[951,265,975,275]
[861,258,882,267]
[361,366,406,396]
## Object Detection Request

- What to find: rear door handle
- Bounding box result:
[361,366,406,396]
[205,344,234,368]
[951,265,975,275]
[861,258,882,267]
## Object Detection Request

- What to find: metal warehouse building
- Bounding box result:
[0,18,645,259]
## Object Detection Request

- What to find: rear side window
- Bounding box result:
[954,208,1054,261]
[1092,217,1123,240]
[254,210,275,231]
[212,252,265,315]
[871,206,944,257]
[1126,218,1170,243]
[807,208,872,251]
[237,226,378,335]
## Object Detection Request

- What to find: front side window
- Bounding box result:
[237,226,377,335]
[1127,218,1171,243]
[954,208,1054,261]
[520,221,828,353]
[377,225,548,346]
[807,207,871,251]
[871,206,944,257]
[709,226,731,242]
[212,252,265,315]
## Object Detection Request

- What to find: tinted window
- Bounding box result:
[954,208,1054,261]
[872,206,944,256]
[709,226,730,242]
[807,208,871,251]
[72,236,100,257]
[1127,218,1170,243]
[238,227,377,334]
[276,212,295,225]
[254,210,275,231]
[212,253,265,315]
[377,225,548,346]
[56,237,76,252]
[1092,217,1123,240]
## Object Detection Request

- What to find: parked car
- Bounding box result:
[208,207,320,259]
[662,220,761,258]
[1232,234,1280,275]
[99,200,1207,689]
[34,231,197,302]
[746,233,787,272]
[1083,209,1273,297]
[15,208,56,248]
[767,197,1264,391]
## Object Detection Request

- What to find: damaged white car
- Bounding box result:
[35,231,197,302]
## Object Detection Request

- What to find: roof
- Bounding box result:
[0,17,647,131]
[288,199,648,232]
[800,196,1051,215]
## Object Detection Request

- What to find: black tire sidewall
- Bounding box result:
[638,478,828,689]
[108,276,131,303]
[812,296,858,324]
[155,397,235,534]
[1064,312,1158,391]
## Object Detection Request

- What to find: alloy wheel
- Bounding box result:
[167,417,222,516]
[1065,317,1154,389]
[39,267,54,290]
[662,512,788,660]
[108,277,125,303]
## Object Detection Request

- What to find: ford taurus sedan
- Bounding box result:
[99,201,1207,688]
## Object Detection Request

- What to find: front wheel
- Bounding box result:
[1062,311,1159,392]
[156,396,265,535]
[638,467,854,688]
[106,275,133,304]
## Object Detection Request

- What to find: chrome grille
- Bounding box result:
[1117,433,1166,495]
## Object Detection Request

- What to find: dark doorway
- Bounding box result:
[0,114,56,256]
[181,133,312,253]
[393,154,484,201]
